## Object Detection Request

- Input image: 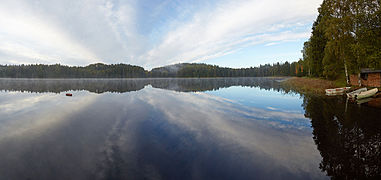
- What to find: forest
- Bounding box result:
[0,63,147,78]
[150,62,307,77]
[0,62,306,78]
[301,0,381,82]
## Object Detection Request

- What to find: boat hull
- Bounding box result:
[347,88,367,99]
[325,87,351,95]
[356,88,378,100]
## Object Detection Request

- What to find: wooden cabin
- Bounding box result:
[350,69,381,87]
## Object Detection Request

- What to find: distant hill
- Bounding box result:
[151,63,241,77]
[151,63,186,77]
[150,62,303,77]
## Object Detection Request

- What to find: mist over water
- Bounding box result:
[0,78,380,179]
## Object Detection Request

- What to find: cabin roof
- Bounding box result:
[360,69,381,74]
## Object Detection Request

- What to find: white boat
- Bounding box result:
[357,97,373,105]
[346,88,367,99]
[356,88,378,100]
[325,87,351,95]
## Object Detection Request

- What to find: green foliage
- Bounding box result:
[303,0,381,80]
[308,13,327,77]
[0,62,304,78]
[150,62,301,78]
[0,63,147,78]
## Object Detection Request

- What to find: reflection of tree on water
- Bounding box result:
[150,78,284,92]
[303,95,381,179]
[0,77,285,93]
[0,79,150,93]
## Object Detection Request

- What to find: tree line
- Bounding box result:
[0,63,146,78]
[0,62,307,78]
[150,62,307,77]
[302,0,381,82]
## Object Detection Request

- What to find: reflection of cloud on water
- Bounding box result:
[184,91,309,129]
[0,91,99,141]
[138,86,324,178]
[267,106,278,110]
[0,86,326,179]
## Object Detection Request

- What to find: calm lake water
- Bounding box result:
[0,78,380,180]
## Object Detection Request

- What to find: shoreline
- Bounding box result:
[282,77,336,94]
[0,77,287,80]
[283,77,381,108]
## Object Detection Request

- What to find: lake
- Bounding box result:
[0,78,380,180]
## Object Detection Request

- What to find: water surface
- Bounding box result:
[0,78,380,179]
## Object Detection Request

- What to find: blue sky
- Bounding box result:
[0,0,322,69]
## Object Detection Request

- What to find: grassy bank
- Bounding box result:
[283,76,380,94]
[283,77,336,94]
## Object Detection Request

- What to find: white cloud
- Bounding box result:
[0,1,100,65]
[0,0,322,68]
[0,0,139,65]
[140,0,321,68]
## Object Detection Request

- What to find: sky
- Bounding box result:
[0,0,323,69]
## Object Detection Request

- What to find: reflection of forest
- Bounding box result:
[0,79,149,93]
[303,95,381,179]
[0,78,285,93]
[150,78,284,92]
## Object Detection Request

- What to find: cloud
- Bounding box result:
[0,1,101,65]
[140,0,321,68]
[0,0,139,65]
[0,0,322,68]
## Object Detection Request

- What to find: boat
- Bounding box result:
[356,88,378,100]
[66,93,73,96]
[346,88,367,99]
[325,87,351,95]
[357,97,373,105]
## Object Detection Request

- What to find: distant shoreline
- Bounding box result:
[282,77,336,94]
[0,76,289,80]
[0,77,288,94]
[0,62,304,78]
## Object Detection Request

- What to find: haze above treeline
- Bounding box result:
[0,62,307,78]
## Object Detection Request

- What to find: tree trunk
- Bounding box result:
[344,59,349,85]
[358,73,361,87]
